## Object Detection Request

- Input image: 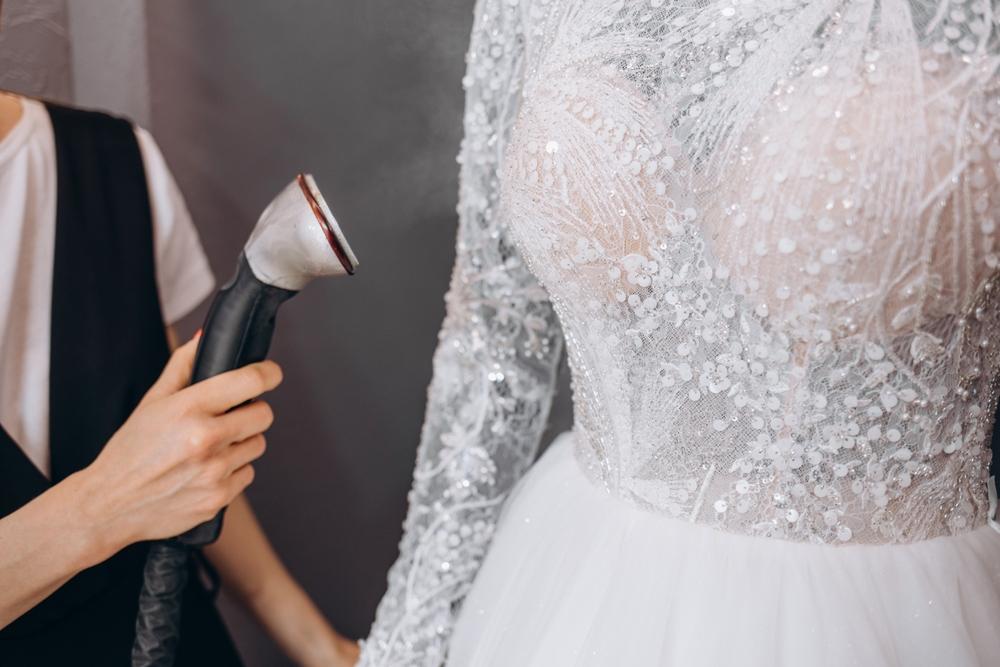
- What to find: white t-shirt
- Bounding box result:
[0,97,215,478]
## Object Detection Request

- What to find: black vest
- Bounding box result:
[0,103,242,666]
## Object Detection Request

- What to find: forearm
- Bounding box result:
[204,494,351,666]
[0,326,278,631]
[0,470,117,628]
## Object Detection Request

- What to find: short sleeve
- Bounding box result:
[134,125,215,325]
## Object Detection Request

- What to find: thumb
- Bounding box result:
[141,330,201,405]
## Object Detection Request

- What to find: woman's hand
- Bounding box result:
[0,332,282,629]
[304,630,359,667]
[73,332,282,557]
[203,494,360,666]
[330,636,361,667]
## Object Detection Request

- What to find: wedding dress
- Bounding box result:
[360,0,1000,664]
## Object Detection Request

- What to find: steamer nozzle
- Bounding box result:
[244,173,359,289]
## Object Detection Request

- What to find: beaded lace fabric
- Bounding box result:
[360,0,1000,663]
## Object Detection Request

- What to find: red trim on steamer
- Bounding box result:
[296,173,355,275]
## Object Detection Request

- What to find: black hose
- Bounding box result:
[132,543,190,667]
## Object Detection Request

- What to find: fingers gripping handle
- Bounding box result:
[177,254,296,546]
[132,256,296,667]
[134,174,355,667]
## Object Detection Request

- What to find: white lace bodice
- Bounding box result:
[361,0,1000,663]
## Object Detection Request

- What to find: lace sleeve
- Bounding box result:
[358,1,563,664]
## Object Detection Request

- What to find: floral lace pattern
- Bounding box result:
[363,0,1000,663]
[504,0,1000,544]
[359,1,563,664]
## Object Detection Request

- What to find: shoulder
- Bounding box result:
[42,103,188,241]
[127,122,217,324]
[44,100,137,145]
[131,123,172,189]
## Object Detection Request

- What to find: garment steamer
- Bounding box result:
[131,174,359,667]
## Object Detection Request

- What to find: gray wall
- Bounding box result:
[144,2,571,665]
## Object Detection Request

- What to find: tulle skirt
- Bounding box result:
[447,431,1000,666]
